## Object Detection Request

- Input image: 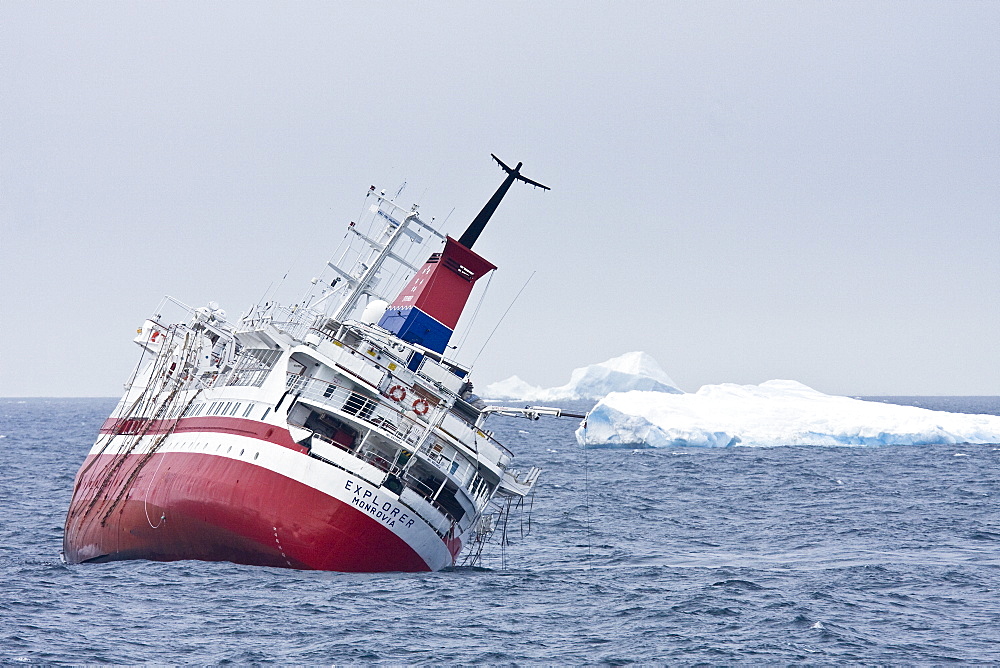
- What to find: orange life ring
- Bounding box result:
[150,330,161,343]
[412,398,430,415]
[388,385,407,402]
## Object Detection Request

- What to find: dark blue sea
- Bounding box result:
[2,396,1000,664]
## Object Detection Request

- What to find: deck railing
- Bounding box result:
[286,373,426,447]
[285,371,511,466]
[309,417,467,532]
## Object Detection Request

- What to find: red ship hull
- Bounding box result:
[63,450,438,572]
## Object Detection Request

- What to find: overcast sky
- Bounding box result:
[2,1,998,398]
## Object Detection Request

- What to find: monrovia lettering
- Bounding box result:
[345,479,415,528]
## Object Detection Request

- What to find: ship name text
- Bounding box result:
[345,480,415,529]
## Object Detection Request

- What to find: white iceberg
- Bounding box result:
[482,375,542,400]
[575,379,1000,448]
[484,351,682,401]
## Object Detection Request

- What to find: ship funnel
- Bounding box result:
[378,156,547,358]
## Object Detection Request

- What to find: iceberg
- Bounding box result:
[576,379,1000,448]
[483,375,546,400]
[484,351,683,401]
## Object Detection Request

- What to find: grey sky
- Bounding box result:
[2,1,998,397]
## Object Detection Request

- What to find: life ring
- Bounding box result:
[412,398,430,415]
[150,330,161,343]
[388,385,407,402]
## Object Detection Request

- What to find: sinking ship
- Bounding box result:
[63,156,575,572]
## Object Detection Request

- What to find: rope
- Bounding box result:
[470,271,535,369]
[454,270,493,355]
[74,330,181,519]
[97,382,199,526]
[584,442,593,570]
[69,327,202,527]
[143,450,169,529]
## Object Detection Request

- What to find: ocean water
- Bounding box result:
[2,396,1000,664]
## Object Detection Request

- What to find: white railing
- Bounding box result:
[286,373,426,447]
[240,304,323,344]
[285,372,511,459]
[307,413,469,534]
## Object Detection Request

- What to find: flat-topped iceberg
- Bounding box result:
[484,351,682,401]
[576,379,1000,448]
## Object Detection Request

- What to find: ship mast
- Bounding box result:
[458,154,549,249]
[330,193,442,322]
[331,156,548,333]
[377,155,548,356]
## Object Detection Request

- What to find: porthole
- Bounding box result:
[254,452,259,460]
[227,445,232,453]
[240,448,244,456]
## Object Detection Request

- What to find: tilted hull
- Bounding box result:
[63,426,459,572]
[63,160,546,572]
